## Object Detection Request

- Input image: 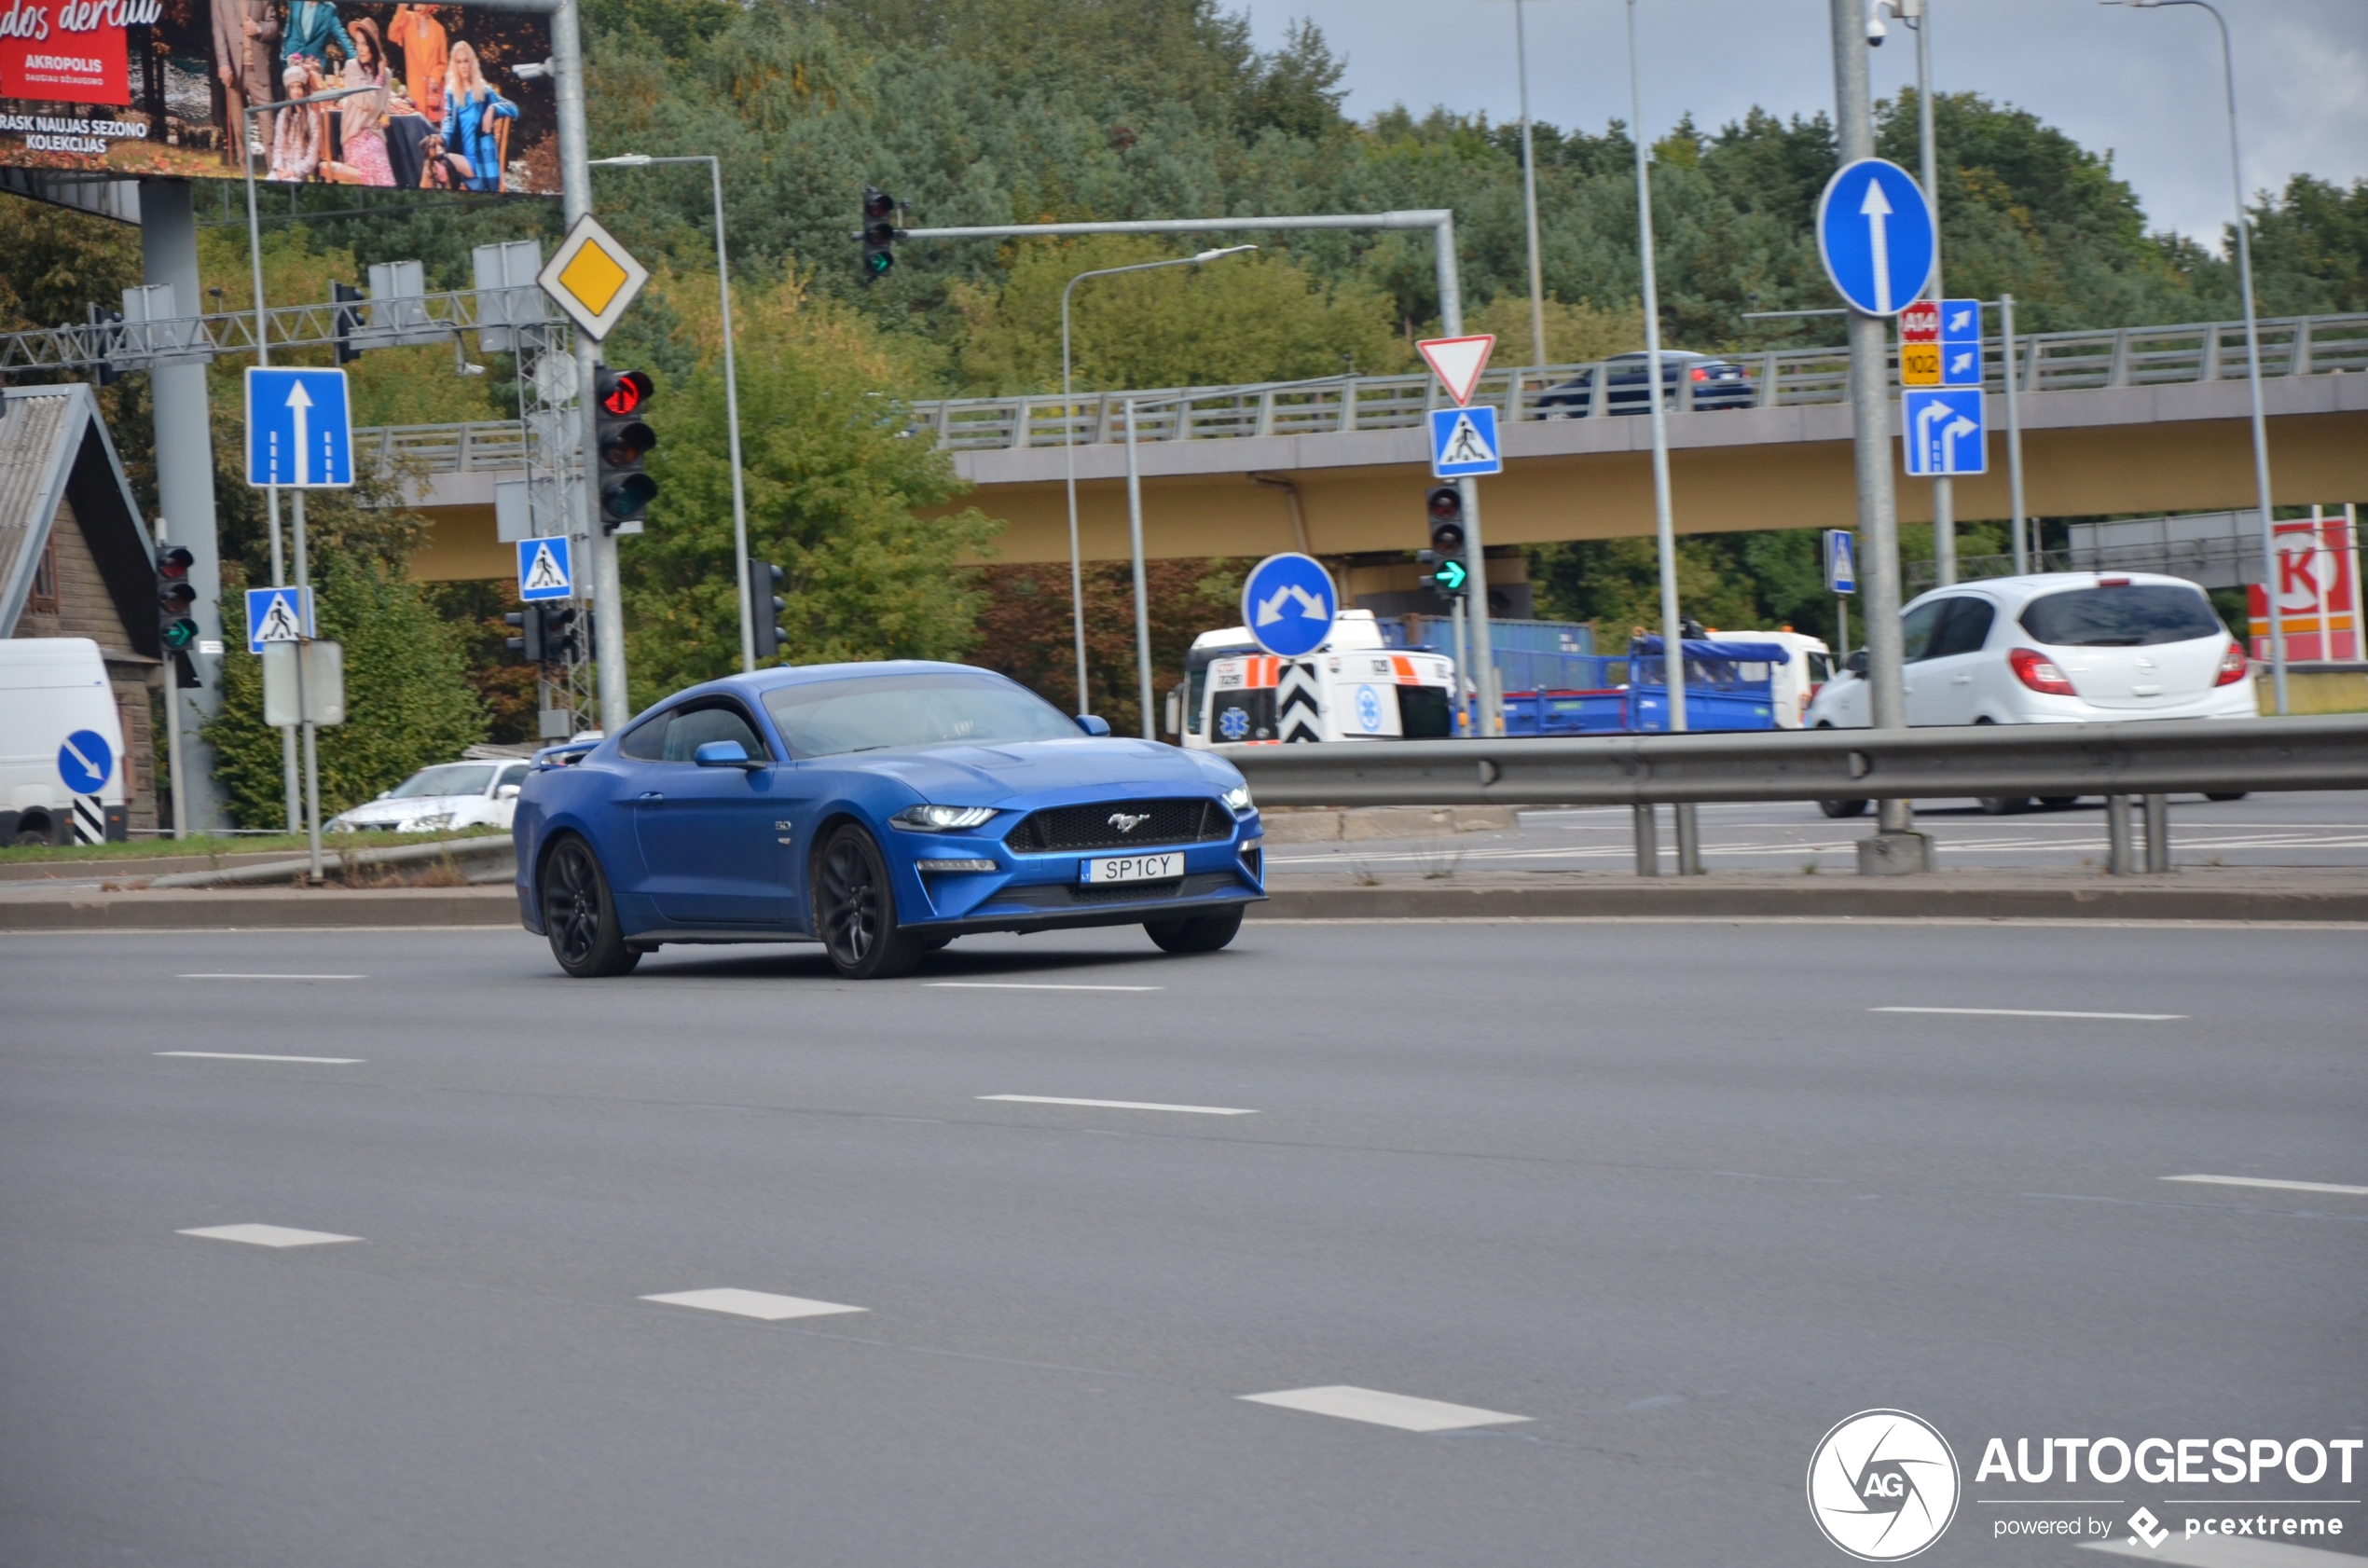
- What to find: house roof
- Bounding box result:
[0,382,158,658]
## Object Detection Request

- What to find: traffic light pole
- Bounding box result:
[548,0,629,734]
[894,208,1501,737]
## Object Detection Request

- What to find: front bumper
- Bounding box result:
[897,814,1264,933]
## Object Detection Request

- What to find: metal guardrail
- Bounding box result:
[352,420,530,475]
[1220,714,2368,807]
[910,311,2368,453]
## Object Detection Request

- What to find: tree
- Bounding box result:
[969,557,1249,737]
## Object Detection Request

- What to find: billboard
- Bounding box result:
[0,0,556,193]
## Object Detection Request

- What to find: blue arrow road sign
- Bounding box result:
[1241,553,1338,659]
[1939,297,1983,386]
[1817,158,1935,318]
[1903,389,1988,476]
[1428,404,1502,478]
[1824,530,1858,596]
[245,366,354,488]
[57,729,112,794]
[244,585,315,653]
[517,536,574,601]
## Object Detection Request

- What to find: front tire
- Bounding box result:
[541,836,640,979]
[1818,798,1868,818]
[813,825,925,980]
[1978,796,2030,815]
[1145,905,1245,955]
[2204,792,2249,802]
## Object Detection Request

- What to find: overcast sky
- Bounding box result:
[1244,0,2368,248]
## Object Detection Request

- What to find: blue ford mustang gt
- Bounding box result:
[514,662,1265,979]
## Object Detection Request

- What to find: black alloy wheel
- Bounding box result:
[542,836,640,978]
[1145,905,1245,955]
[813,825,925,980]
[1818,798,1869,818]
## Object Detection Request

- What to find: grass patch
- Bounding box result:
[0,826,505,867]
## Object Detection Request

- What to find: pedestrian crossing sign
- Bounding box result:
[1428,404,1502,478]
[517,536,574,601]
[243,585,314,653]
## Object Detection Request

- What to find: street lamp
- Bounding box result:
[589,155,754,671]
[1059,244,1257,716]
[2101,0,2287,714]
[1875,0,1956,587]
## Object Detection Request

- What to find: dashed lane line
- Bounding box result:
[640,1288,868,1321]
[1872,1007,2186,1021]
[158,1052,364,1064]
[177,1223,361,1247]
[979,1095,1257,1116]
[2164,1175,2368,1197]
[1239,1385,1532,1434]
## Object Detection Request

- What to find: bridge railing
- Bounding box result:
[911,311,2368,452]
[351,420,531,475]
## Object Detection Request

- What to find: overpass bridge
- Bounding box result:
[383,311,2367,583]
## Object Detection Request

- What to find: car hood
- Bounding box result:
[839,737,1236,806]
[335,794,479,820]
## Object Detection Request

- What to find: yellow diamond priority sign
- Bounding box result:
[538,214,649,342]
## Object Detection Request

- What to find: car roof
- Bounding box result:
[626,660,1017,725]
[1905,571,2210,612]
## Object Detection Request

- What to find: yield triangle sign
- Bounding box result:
[1417,334,1495,406]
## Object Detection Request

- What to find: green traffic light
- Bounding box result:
[1434,558,1469,592]
[161,616,199,651]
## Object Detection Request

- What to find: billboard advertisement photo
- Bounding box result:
[0,0,557,193]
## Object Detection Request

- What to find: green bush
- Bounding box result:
[206,553,489,829]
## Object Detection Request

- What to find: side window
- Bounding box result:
[1899,598,1949,663]
[662,703,768,762]
[618,715,668,761]
[1931,598,1997,659]
[496,763,530,791]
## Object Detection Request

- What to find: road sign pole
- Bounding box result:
[1913,0,1956,589]
[1432,220,1498,738]
[2001,293,2029,573]
[1629,0,1688,747]
[290,488,324,884]
[1832,0,1913,842]
[1123,399,1156,741]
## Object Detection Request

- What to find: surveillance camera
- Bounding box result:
[1867,0,1890,43]
[513,58,553,79]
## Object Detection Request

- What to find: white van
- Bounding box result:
[1,639,128,845]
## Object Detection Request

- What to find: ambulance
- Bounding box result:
[1168,611,1458,748]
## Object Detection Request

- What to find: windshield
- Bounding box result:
[762,671,1081,758]
[2019,586,2222,648]
[387,763,496,799]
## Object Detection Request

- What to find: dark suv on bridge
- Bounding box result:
[1535,351,1755,417]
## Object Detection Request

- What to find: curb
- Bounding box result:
[1248,881,2368,923]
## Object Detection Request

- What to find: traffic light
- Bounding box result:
[1420,484,1469,597]
[88,303,123,386]
[503,606,544,663]
[542,604,582,665]
[749,559,786,662]
[860,186,901,284]
[332,281,365,364]
[593,366,658,530]
[157,544,202,688]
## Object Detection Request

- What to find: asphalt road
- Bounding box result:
[5,919,2363,1568]
[1268,791,2368,879]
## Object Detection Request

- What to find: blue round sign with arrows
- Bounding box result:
[1241,552,1338,658]
[57,729,113,794]
[1816,158,1935,318]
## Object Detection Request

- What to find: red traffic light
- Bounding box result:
[158,544,195,580]
[599,368,653,418]
[863,186,896,222]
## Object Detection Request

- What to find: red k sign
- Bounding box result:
[2249,516,2361,662]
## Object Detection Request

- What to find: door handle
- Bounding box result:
[638,791,664,801]
[1952,675,1972,685]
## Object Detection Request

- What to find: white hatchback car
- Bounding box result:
[326,759,532,834]
[1805,572,2255,813]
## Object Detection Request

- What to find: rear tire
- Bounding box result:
[1145,905,1245,955]
[813,825,925,980]
[2037,796,2080,809]
[2204,792,2249,802]
[1818,798,1869,818]
[1978,796,2029,815]
[541,836,640,979]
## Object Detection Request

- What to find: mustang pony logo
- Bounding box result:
[1108,812,1150,833]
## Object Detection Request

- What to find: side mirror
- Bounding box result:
[1845,649,1869,678]
[693,739,757,768]
[1076,714,1112,737]
[497,784,520,800]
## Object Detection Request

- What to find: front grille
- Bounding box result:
[1005,797,1230,853]
[987,872,1243,912]
[1072,877,1184,903]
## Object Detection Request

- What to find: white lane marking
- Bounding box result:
[1872,1007,2186,1021]
[1240,1385,1532,1434]
[640,1288,867,1321]
[979,1094,1257,1116]
[927,982,1163,992]
[175,973,366,980]
[178,1223,360,1247]
[2164,1174,2368,1197]
[2084,1536,2368,1566]
[158,1052,364,1064]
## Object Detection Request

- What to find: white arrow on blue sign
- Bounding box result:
[1816,158,1935,318]
[1824,530,1858,596]
[1902,389,1988,476]
[517,536,573,601]
[245,367,355,488]
[1429,404,1502,479]
[57,729,113,794]
[244,585,314,653]
[1939,297,1983,387]
[1240,552,1338,659]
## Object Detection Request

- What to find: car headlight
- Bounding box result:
[1222,785,1253,815]
[891,804,998,832]
[408,812,452,832]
